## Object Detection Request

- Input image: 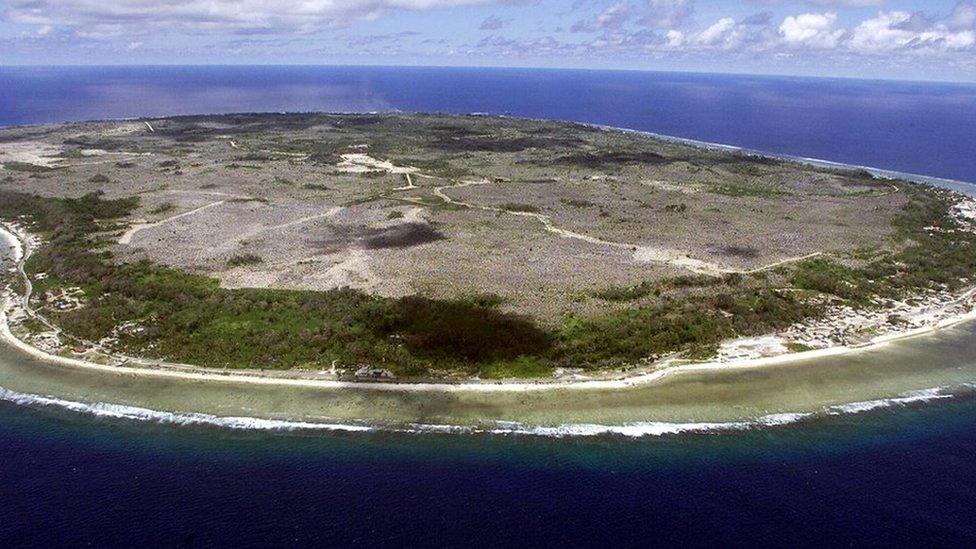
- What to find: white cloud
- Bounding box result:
[779,12,844,49]
[2,0,508,35]
[850,10,975,52]
[947,1,976,31]
[693,17,749,49]
[665,29,684,47]
[639,0,694,29]
[595,1,630,30]
[572,1,630,32]
[805,0,886,6]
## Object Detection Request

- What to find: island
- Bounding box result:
[1,113,975,387]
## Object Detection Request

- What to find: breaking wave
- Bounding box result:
[825,387,951,414]
[0,387,374,433]
[0,385,968,438]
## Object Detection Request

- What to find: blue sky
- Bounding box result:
[1,1,975,81]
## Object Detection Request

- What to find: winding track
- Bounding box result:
[114,149,823,276]
[119,201,230,245]
[429,178,822,276]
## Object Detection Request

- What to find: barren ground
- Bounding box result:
[0,113,906,322]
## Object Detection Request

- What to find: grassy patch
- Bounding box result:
[594,281,656,302]
[786,342,812,353]
[479,357,552,379]
[149,202,175,215]
[227,254,263,267]
[558,289,818,366]
[709,182,789,198]
[555,149,670,169]
[500,203,541,213]
[2,162,57,173]
[561,198,595,208]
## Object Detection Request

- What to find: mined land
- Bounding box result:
[1,113,974,380]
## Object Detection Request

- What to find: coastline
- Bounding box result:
[4,220,976,394]
[509,115,976,195]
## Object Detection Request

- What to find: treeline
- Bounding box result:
[791,187,976,303]
[3,184,971,377]
[3,190,549,375]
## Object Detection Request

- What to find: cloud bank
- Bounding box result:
[2,0,510,35]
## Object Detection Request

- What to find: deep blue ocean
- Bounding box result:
[2,66,976,547]
[3,66,976,183]
[3,397,976,547]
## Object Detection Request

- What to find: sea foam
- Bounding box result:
[825,388,950,415]
[0,384,965,438]
[0,387,373,432]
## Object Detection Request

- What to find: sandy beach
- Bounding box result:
[4,220,976,395]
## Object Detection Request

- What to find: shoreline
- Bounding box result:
[593,123,976,195]
[2,114,975,394]
[493,114,976,194]
[3,110,973,193]
[4,220,976,394]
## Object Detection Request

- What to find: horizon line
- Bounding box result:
[2,63,975,87]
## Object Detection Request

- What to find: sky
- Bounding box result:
[1,1,975,82]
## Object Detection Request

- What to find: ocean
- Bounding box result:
[2,65,976,546]
[2,395,976,546]
[3,66,976,183]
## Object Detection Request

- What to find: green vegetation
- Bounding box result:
[556,149,668,169]
[594,281,658,302]
[789,187,976,303]
[2,162,57,173]
[561,198,595,208]
[594,275,726,302]
[226,254,263,267]
[11,188,808,374]
[149,202,175,215]
[1,121,973,379]
[500,203,541,213]
[786,342,813,353]
[58,149,87,159]
[560,289,817,364]
[88,174,110,184]
[0,191,548,376]
[709,182,789,198]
